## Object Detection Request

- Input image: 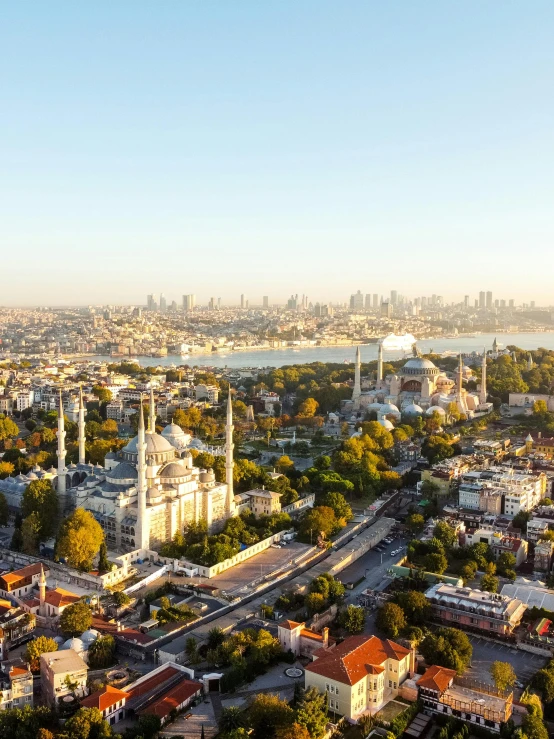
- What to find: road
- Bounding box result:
[467,635,549,690]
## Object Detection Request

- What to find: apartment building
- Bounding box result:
[425,583,527,638]
[40,649,88,706]
[464,527,528,567]
[0,659,33,711]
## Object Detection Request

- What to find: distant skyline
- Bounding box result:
[2,2,554,305]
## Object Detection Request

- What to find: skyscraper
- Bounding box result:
[509,299,515,308]
[372,294,378,308]
[182,294,195,311]
[390,290,398,305]
[486,291,493,309]
[365,293,371,310]
[241,294,246,309]
[464,295,469,310]
[159,293,167,312]
[147,294,157,311]
[479,291,486,309]
[263,296,269,308]
[350,290,364,311]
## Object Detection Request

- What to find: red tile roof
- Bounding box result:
[0,563,46,586]
[126,666,179,698]
[44,588,80,609]
[81,685,129,711]
[305,635,411,686]
[279,619,304,631]
[418,665,456,693]
[138,679,201,720]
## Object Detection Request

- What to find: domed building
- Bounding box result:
[344,344,491,421]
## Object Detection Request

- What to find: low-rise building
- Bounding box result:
[534,540,554,574]
[0,659,33,710]
[40,649,88,707]
[80,685,129,726]
[417,665,512,733]
[304,634,414,719]
[0,563,50,600]
[425,583,527,638]
[278,620,330,658]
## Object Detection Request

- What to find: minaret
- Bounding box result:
[457,354,464,398]
[136,397,149,551]
[78,384,86,465]
[352,346,361,407]
[56,390,67,497]
[39,565,46,617]
[225,389,235,515]
[528,353,533,371]
[377,342,384,385]
[149,385,156,433]
[479,347,487,404]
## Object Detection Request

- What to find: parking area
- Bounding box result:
[337,533,407,589]
[468,635,549,689]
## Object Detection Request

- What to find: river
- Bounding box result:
[88,332,554,369]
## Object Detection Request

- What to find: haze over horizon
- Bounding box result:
[2,2,554,305]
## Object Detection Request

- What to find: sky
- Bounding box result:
[1,2,554,306]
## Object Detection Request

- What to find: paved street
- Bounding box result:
[340,535,408,596]
[467,635,548,689]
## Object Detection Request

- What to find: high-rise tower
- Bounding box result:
[352,346,362,408]
[225,390,235,515]
[136,398,149,551]
[377,342,384,384]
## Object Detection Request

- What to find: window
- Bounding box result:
[336,688,339,696]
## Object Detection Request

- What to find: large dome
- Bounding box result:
[402,357,440,376]
[160,461,188,480]
[122,431,176,464]
[403,403,424,416]
[162,424,186,438]
[106,462,137,483]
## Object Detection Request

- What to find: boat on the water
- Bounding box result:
[380,333,417,351]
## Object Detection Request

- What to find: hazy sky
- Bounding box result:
[2,2,554,306]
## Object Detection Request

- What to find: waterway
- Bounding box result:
[89,332,554,369]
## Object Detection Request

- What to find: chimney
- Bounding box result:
[322,627,329,648]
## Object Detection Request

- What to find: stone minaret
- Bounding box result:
[528,353,533,371]
[56,390,67,497]
[352,346,361,407]
[457,354,464,399]
[479,348,488,405]
[149,385,156,433]
[136,398,149,551]
[377,342,384,384]
[78,384,86,465]
[225,390,235,515]
[39,565,46,617]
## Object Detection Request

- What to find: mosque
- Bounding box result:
[343,343,492,426]
[0,388,241,552]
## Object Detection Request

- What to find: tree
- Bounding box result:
[92,385,113,403]
[276,723,311,739]
[100,419,118,437]
[420,628,472,674]
[490,661,516,692]
[322,492,352,522]
[24,635,58,672]
[521,711,548,739]
[248,693,294,739]
[481,573,499,593]
[433,521,457,547]
[405,513,425,535]
[295,686,328,739]
[512,510,531,535]
[421,436,454,465]
[64,707,113,739]
[97,541,110,573]
[496,551,516,576]
[393,591,430,625]
[0,414,19,441]
[299,506,338,541]
[56,508,104,572]
[376,602,406,638]
[21,512,41,554]
[21,479,58,540]
[219,706,245,733]
[276,455,295,473]
[0,461,14,479]
[185,636,200,664]
[424,552,448,575]
[339,605,365,633]
[112,590,130,607]
[298,398,319,418]
[60,601,92,636]
[305,592,326,615]
[87,635,116,669]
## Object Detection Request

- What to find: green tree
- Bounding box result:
[420,628,472,674]
[376,602,406,638]
[87,635,116,669]
[248,693,294,739]
[97,541,110,573]
[424,551,448,575]
[299,506,338,541]
[21,512,41,554]
[92,385,113,403]
[422,436,454,464]
[322,492,352,522]
[481,573,499,593]
[24,635,58,672]
[0,414,19,440]
[405,513,425,535]
[21,479,58,540]
[339,605,365,633]
[295,687,328,739]
[393,591,430,625]
[56,508,104,571]
[490,661,516,692]
[60,601,93,636]
[433,521,457,547]
[219,706,245,733]
[63,707,113,739]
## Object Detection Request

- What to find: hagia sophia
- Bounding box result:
[343,343,493,427]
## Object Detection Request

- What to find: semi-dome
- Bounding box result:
[160,462,187,479]
[106,462,137,481]
[403,403,423,416]
[426,405,446,416]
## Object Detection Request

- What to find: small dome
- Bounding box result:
[403,403,423,416]
[105,452,116,460]
[32,464,41,472]
[199,468,215,483]
[62,637,85,652]
[80,629,99,645]
[381,403,400,414]
[379,418,394,430]
[68,463,77,469]
[162,424,185,437]
[426,406,446,416]
[148,486,162,501]
[26,472,38,480]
